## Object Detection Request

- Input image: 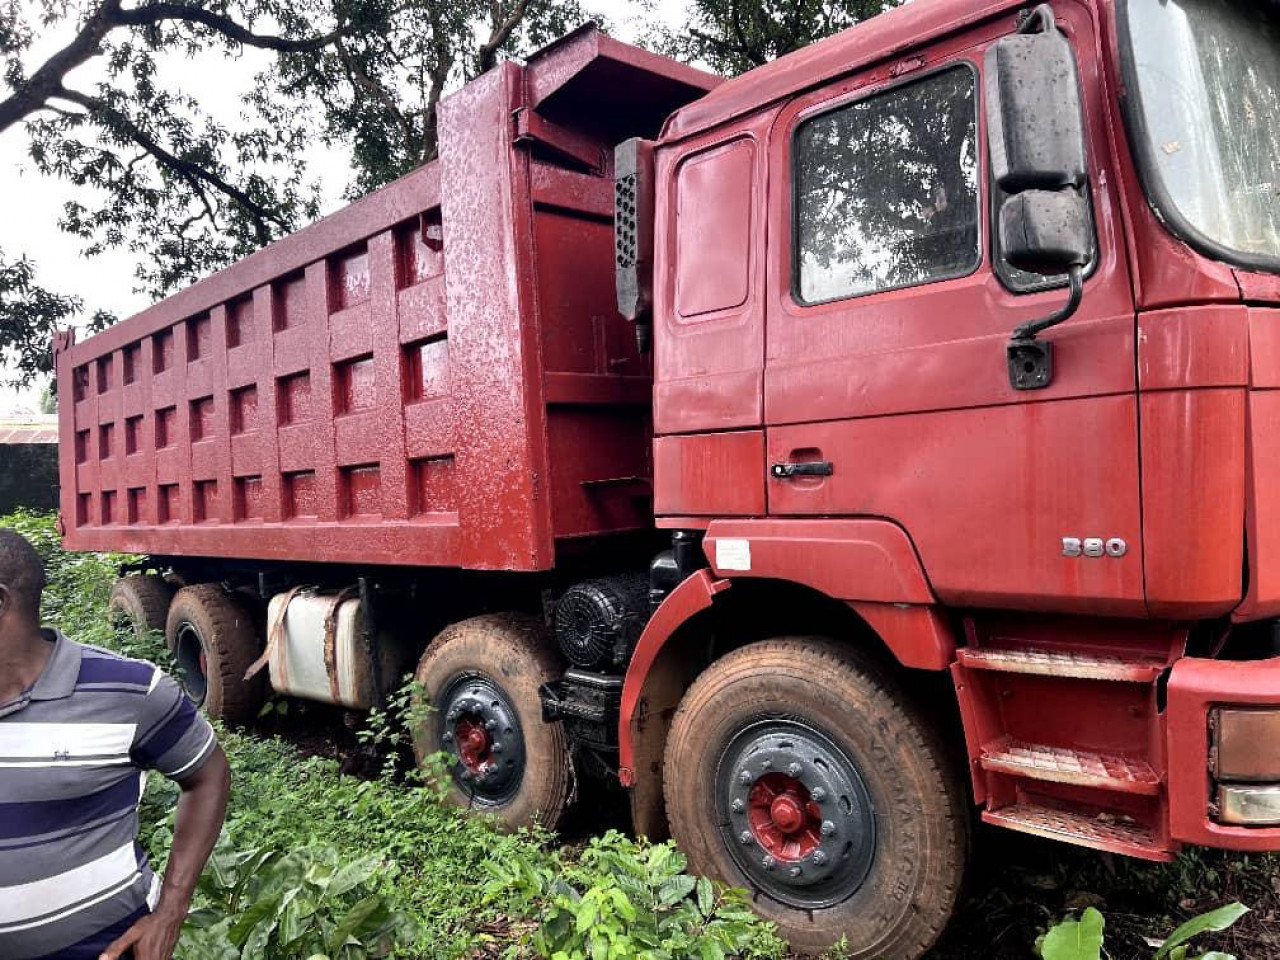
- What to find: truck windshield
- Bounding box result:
[1122,0,1280,269]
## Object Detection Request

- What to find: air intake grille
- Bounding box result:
[615,174,638,269]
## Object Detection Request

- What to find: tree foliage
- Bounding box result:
[0,0,588,384]
[260,0,591,198]
[659,0,901,76]
[0,248,111,381]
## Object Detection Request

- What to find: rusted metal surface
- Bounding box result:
[55,27,715,572]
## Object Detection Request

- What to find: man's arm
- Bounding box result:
[100,744,231,960]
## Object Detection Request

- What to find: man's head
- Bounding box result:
[0,529,47,631]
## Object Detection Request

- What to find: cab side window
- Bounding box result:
[794,66,980,304]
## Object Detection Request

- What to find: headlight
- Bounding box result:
[1218,785,1280,826]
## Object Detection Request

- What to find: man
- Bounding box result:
[0,529,230,960]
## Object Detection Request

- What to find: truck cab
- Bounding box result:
[618,0,1280,953]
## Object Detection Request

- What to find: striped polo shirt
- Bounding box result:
[0,629,218,960]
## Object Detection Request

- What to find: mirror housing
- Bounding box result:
[985,5,1087,192]
[986,5,1093,391]
[1000,189,1092,276]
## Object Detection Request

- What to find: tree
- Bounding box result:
[0,0,588,384]
[0,248,111,382]
[657,0,901,76]
[259,0,591,198]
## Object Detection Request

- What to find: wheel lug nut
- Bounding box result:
[491,742,503,754]
[731,799,745,814]
[738,770,752,785]
[739,830,753,845]
[812,850,828,866]
[788,865,802,878]
[760,758,772,769]
[447,708,460,721]
[441,731,452,745]
[821,820,836,837]
[484,719,497,731]
[787,762,802,777]
[811,787,827,802]
[760,856,775,871]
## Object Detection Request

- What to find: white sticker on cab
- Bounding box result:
[715,538,751,571]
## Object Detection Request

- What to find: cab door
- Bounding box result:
[763,6,1145,615]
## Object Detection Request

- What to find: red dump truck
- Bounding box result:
[55,0,1280,954]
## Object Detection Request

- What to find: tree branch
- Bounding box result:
[51,86,283,241]
[477,0,531,73]
[335,38,417,154]
[0,0,121,136]
[113,3,343,52]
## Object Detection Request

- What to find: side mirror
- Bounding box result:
[999,189,1091,276]
[985,4,1092,390]
[985,5,1086,193]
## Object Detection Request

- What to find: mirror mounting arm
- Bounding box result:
[1006,264,1084,391]
[1017,4,1057,36]
[1012,263,1084,341]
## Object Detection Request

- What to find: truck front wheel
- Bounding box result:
[164,584,265,722]
[663,638,968,958]
[412,613,572,831]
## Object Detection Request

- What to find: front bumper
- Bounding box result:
[1168,654,1280,849]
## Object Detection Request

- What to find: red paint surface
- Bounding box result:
[619,570,729,777]
[1168,656,1280,850]
[652,432,765,516]
[748,774,823,861]
[56,28,714,571]
[1139,390,1246,618]
[703,518,934,604]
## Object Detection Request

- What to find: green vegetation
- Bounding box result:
[1039,903,1248,960]
[6,505,1279,959]
[4,508,786,959]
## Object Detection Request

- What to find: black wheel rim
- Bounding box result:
[173,622,209,706]
[438,672,526,807]
[714,719,876,909]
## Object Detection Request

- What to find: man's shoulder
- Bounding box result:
[71,639,159,694]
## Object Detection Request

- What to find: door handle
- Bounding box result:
[771,461,834,479]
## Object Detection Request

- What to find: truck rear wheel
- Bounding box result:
[412,613,572,831]
[108,574,174,641]
[663,638,968,958]
[164,584,264,722]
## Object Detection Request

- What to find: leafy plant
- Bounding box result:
[484,829,786,960]
[1039,903,1248,960]
[178,837,413,959]
[1038,907,1105,960]
[356,675,434,780]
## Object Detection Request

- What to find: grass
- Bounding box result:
[4,506,1279,958]
[3,509,784,959]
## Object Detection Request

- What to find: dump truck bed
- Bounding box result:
[55,28,718,571]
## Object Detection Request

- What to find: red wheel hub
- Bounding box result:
[747,773,823,860]
[454,716,493,773]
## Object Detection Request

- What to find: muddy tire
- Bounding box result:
[109,575,174,640]
[412,613,572,831]
[164,584,264,722]
[663,638,968,958]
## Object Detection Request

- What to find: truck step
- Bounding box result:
[983,803,1173,861]
[980,739,1161,795]
[957,646,1166,682]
